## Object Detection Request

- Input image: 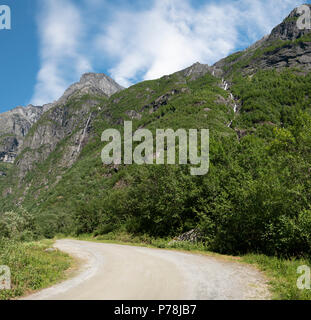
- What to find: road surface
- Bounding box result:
[23,239,270,300]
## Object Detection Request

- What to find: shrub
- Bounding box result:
[0,208,38,241]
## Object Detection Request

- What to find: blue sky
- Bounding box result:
[0,0,308,113]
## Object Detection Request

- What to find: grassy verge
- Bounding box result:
[0,239,74,300]
[243,254,311,300]
[71,232,311,300]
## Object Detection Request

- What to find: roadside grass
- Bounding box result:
[243,254,311,300]
[0,239,73,300]
[68,232,311,300]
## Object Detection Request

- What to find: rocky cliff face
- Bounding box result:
[62,73,124,101]
[42,73,124,112]
[177,62,215,80]
[268,6,311,41]
[0,105,44,163]
[16,98,99,177]
[0,73,123,165]
[214,5,311,76]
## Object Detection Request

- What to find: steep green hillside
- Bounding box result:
[231,69,311,130]
[1,68,236,237]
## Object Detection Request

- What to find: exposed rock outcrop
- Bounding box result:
[0,105,44,163]
[16,99,99,177]
[176,62,222,80]
[214,5,311,76]
[0,73,124,166]
[46,73,124,110]
[268,6,311,41]
[169,229,203,245]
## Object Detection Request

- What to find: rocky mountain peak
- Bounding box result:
[0,104,44,136]
[0,105,44,163]
[214,4,311,76]
[57,72,124,106]
[0,72,124,164]
[10,105,43,124]
[269,4,311,41]
[181,62,211,80]
[79,72,124,94]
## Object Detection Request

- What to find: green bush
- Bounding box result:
[0,208,38,241]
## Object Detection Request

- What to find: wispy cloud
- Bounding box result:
[96,1,238,86]
[31,0,304,104]
[97,0,304,87]
[31,0,92,105]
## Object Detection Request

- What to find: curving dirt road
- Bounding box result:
[23,239,270,300]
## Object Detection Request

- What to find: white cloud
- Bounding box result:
[95,1,238,86]
[31,0,92,105]
[95,0,304,87]
[31,0,304,104]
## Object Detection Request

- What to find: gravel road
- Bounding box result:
[23,239,271,300]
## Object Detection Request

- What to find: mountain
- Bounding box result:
[0,73,123,165]
[1,5,311,257]
[215,5,311,76]
[42,72,124,111]
[0,105,43,163]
